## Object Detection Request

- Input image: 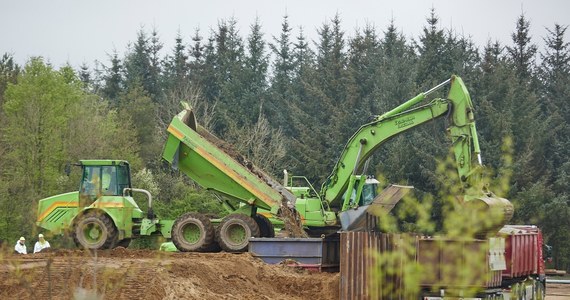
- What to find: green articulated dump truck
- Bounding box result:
[36,75,513,252]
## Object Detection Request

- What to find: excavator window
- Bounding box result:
[360,183,378,206]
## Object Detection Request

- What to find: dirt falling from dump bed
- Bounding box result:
[0,248,339,300]
[196,126,308,238]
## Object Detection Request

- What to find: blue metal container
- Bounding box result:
[248,236,340,272]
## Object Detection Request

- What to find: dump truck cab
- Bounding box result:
[36,160,173,250]
[79,160,132,202]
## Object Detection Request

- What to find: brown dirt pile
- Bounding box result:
[0,248,339,300]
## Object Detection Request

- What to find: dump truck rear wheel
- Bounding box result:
[172,212,216,252]
[254,214,275,238]
[216,214,260,252]
[73,212,117,250]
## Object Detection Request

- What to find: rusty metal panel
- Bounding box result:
[416,239,440,286]
[341,232,507,299]
[341,232,371,300]
[416,238,500,289]
[340,232,410,300]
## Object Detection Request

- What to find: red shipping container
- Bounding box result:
[499,225,544,279]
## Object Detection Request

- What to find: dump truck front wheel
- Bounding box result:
[254,214,275,238]
[73,212,118,250]
[216,214,260,252]
[172,212,216,252]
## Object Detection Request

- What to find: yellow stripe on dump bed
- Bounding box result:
[167,125,185,140]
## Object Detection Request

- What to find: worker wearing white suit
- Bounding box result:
[14,237,27,254]
[34,234,50,253]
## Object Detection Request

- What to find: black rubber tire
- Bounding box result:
[73,212,117,250]
[171,212,216,252]
[254,214,275,238]
[72,230,81,248]
[216,214,260,252]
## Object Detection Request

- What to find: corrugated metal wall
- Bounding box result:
[340,232,503,299]
[502,229,540,278]
[340,232,411,300]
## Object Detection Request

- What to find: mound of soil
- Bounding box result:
[0,248,339,300]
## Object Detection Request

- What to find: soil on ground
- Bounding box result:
[0,248,339,300]
[2,248,568,299]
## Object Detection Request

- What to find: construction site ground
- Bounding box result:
[0,248,338,300]
[1,248,568,299]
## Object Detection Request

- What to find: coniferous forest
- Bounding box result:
[1,11,569,270]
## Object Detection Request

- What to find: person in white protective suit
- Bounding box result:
[33,233,51,253]
[14,236,27,254]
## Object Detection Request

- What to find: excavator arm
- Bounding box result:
[321,75,513,230]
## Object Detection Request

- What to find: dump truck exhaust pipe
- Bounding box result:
[123,188,154,219]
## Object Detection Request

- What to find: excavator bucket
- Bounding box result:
[339,184,413,231]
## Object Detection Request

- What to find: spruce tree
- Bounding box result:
[188,28,205,84]
[240,17,269,124]
[286,26,323,182]
[415,8,446,87]
[538,24,570,175]
[346,23,380,126]
[211,18,246,132]
[504,14,545,190]
[270,15,294,97]
[302,15,350,183]
[163,31,190,93]
[267,15,296,134]
[148,27,164,100]
[536,25,570,270]
[539,24,570,121]
[101,50,124,105]
[373,21,419,185]
[507,13,538,81]
[410,8,452,193]
[124,28,161,101]
[78,62,92,92]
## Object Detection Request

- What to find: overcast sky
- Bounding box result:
[2,0,569,69]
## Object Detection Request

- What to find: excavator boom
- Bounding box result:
[321,75,513,231]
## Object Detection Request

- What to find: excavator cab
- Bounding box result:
[360,177,380,206]
[343,175,380,210]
